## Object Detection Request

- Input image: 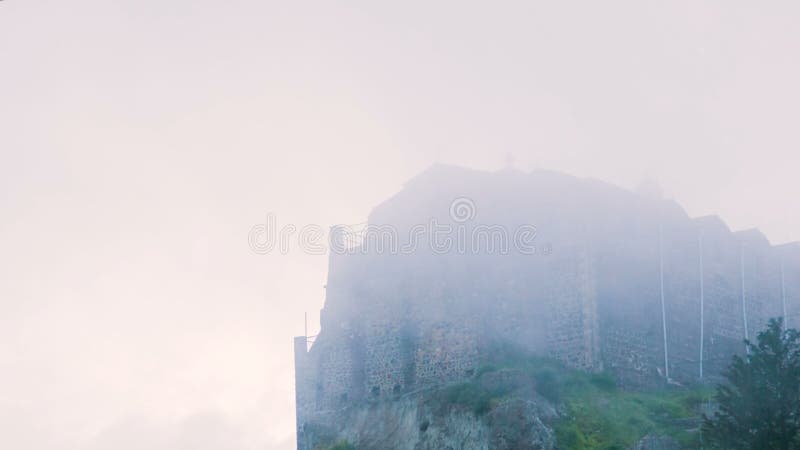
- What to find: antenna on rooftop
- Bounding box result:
[304,312,308,339]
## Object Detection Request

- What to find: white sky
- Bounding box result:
[1,1,799,449]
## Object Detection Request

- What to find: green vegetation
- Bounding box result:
[325,440,355,450]
[554,384,705,449]
[703,318,800,449]
[440,381,495,416]
[314,320,800,450]
[533,368,563,402]
[468,345,713,449]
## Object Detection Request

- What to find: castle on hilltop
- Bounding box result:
[293,165,800,449]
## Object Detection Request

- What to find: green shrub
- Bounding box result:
[327,440,356,450]
[589,372,617,391]
[473,350,706,448]
[442,382,493,416]
[554,421,589,449]
[534,369,563,403]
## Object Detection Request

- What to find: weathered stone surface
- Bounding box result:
[294,165,800,448]
[301,389,556,450]
[487,399,556,449]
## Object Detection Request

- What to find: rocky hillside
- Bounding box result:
[301,348,710,450]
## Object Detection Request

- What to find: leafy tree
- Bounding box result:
[703,318,800,449]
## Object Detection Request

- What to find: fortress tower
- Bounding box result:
[293,165,800,449]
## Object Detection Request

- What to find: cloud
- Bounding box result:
[80,412,274,450]
[2,1,800,450]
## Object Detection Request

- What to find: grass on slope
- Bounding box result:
[471,347,712,449]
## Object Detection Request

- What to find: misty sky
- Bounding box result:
[1,1,799,449]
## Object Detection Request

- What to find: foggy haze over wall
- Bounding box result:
[1,1,799,449]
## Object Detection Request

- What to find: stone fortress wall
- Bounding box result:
[293,166,800,448]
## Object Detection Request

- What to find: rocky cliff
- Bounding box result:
[301,354,696,449]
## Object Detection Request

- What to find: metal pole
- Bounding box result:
[660,222,669,379]
[741,246,749,353]
[781,259,788,327]
[699,232,704,380]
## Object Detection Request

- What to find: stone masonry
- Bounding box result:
[293,166,800,449]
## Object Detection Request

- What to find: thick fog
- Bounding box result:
[1,1,799,449]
